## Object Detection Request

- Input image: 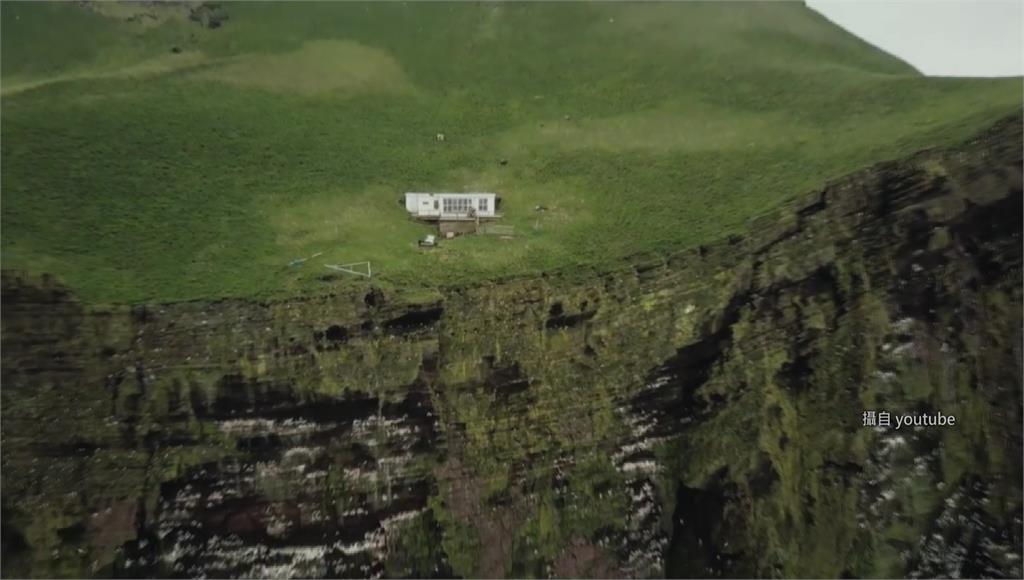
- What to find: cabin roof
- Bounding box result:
[405,192,496,198]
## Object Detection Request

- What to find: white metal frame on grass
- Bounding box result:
[325,262,372,278]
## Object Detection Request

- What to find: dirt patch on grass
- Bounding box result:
[191,40,418,96]
[84,1,196,28]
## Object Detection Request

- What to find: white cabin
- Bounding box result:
[404,192,499,221]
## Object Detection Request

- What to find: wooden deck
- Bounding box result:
[414,213,504,222]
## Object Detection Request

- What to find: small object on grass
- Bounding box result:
[445,231,455,239]
[171,46,182,54]
[325,262,372,277]
[499,158,509,166]
[534,205,548,212]
[436,133,445,142]
[287,251,323,268]
[419,235,437,247]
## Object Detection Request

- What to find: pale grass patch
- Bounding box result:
[269,186,427,268]
[442,166,595,231]
[266,179,585,284]
[496,106,802,155]
[2,51,210,96]
[475,3,504,41]
[190,40,418,96]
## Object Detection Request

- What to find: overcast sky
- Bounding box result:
[807,0,1023,77]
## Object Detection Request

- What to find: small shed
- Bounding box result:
[403,192,499,221]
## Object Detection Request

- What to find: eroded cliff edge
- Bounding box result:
[2,115,1022,578]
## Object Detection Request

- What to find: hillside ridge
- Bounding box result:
[2,1,1020,303]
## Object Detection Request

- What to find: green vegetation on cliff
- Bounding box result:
[1,1,1021,302]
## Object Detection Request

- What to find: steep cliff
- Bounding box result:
[2,115,1021,578]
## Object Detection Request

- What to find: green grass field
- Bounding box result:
[2,1,1020,303]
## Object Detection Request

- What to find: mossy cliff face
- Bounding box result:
[2,115,1021,578]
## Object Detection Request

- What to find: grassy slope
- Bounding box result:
[2,1,1020,303]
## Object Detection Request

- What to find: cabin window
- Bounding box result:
[434,200,439,210]
[478,198,488,212]
[443,197,472,214]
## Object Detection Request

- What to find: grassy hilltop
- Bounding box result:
[2,1,1020,303]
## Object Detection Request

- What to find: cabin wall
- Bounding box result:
[406,194,440,217]
[404,194,497,218]
[475,196,496,217]
[404,195,419,213]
